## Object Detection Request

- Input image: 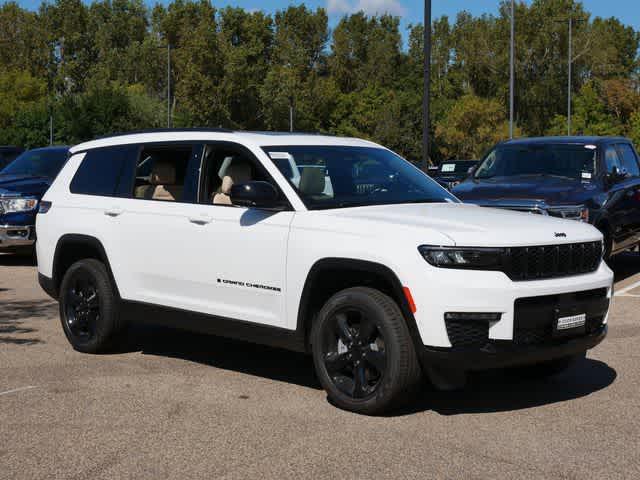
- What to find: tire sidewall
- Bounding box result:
[312,288,409,414]
[59,260,117,353]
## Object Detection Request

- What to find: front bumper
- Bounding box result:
[421,325,607,371]
[408,258,613,348]
[0,224,35,248]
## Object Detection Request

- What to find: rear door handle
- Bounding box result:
[188,215,213,225]
[104,208,123,217]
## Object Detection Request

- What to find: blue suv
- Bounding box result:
[453,136,640,260]
[0,146,69,253]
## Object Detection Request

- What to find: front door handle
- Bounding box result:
[188,215,213,225]
[105,208,123,217]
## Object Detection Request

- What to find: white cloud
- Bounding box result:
[327,0,407,17]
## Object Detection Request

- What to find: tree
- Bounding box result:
[260,5,328,131]
[547,81,623,136]
[0,70,47,129]
[0,0,638,157]
[218,7,273,129]
[435,94,515,160]
[330,13,402,93]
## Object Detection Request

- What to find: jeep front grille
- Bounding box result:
[506,241,602,281]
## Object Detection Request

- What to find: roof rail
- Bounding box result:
[95,127,233,140]
[243,130,338,136]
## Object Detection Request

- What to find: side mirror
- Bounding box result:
[230,181,280,209]
[608,166,628,183]
[467,165,477,175]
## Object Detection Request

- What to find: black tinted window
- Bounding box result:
[617,144,640,177]
[476,144,597,180]
[70,146,137,197]
[1,149,68,177]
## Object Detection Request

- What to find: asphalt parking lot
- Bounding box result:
[1,253,639,479]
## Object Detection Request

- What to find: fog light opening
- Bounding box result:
[444,312,502,322]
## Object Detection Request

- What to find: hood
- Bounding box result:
[0,175,51,197]
[452,174,599,206]
[318,202,601,247]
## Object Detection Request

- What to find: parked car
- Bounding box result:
[0,146,69,253]
[453,136,640,259]
[36,129,612,415]
[431,160,478,190]
[0,146,24,170]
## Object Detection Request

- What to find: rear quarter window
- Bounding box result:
[70,146,138,197]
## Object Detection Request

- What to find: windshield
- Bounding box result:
[1,149,68,178]
[263,146,457,210]
[475,144,597,181]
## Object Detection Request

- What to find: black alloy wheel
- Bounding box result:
[312,287,422,415]
[64,272,100,342]
[321,307,387,400]
[59,259,123,353]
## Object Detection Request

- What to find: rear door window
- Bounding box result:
[70,146,138,197]
[130,144,200,203]
[616,144,640,177]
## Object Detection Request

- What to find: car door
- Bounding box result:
[602,144,638,250]
[175,142,294,329]
[615,142,640,243]
[109,142,205,308]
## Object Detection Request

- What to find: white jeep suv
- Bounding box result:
[36,129,613,415]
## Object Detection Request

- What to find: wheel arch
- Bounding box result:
[51,234,120,299]
[296,258,422,353]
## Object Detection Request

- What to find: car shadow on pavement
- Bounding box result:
[0,253,36,267]
[401,357,616,416]
[0,299,58,345]
[121,324,322,390]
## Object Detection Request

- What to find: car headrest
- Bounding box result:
[150,159,176,185]
[219,157,252,184]
[299,168,325,195]
[220,176,234,195]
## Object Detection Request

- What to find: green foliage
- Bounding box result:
[435,94,517,159]
[547,80,626,136]
[0,0,638,162]
[0,70,47,128]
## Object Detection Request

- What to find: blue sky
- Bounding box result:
[12,0,640,46]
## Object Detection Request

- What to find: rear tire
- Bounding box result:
[311,287,422,415]
[59,259,122,353]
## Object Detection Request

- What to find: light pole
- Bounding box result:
[567,15,573,136]
[509,0,515,138]
[555,14,583,135]
[167,43,171,128]
[159,43,178,128]
[422,0,432,169]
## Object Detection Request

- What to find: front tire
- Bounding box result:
[311,287,421,415]
[59,259,122,353]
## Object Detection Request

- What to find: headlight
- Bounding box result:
[548,206,589,222]
[0,197,39,214]
[418,245,505,270]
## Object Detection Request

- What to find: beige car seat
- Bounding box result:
[135,160,183,201]
[212,159,252,205]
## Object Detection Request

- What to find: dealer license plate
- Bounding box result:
[556,313,586,331]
